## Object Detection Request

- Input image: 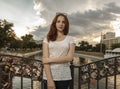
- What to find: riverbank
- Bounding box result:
[75,51,104,57]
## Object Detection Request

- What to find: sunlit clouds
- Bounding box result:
[111,18,120,37]
[1,0,120,44]
[0,0,46,38]
[33,1,45,16]
[31,0,120,43]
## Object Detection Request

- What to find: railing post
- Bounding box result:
[41,65,44,89]
[31,79,33,89]
[31,64,33,89]
[21,61,23,89]
[88,65,91,89]
[0,64,2,88]
[9,71,13,89]
[70,63,74,89]
[114,58,117,89]
[78,67,80,89]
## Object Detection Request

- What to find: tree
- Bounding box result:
[27,42,37,49]
[111,43,120,50]
[10,39,22,50]
[21,34,34,42]
[21,34,34,49]
[93,43,106,53]
[78,41,91,51]
[0,19,16,48]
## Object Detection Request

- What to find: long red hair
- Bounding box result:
[47,13,69,42]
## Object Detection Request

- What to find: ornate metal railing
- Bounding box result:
[1,53,120,89]
[0,54,43,89]
[70,56,120,89]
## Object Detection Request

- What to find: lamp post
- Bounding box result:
[100,32,103,53]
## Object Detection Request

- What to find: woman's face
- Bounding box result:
[56,15,65,32]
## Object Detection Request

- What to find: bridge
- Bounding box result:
[0,52,120,89]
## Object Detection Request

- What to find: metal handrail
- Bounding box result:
[70,56,120,89]
[1,54,120,89]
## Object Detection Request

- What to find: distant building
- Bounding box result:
[102,32,120,49]
[102,32,115,40]
[104,48,120,58]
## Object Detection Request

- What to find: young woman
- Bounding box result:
[42,13,75,89]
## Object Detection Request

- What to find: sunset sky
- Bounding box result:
[1,0,120,45]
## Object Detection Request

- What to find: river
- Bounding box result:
[12,77,31,89]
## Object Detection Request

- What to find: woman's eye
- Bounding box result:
[62,21,65,23]
[57,20,60,23]
[57,20,65,24]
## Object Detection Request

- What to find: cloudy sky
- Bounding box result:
[1,0,120,44]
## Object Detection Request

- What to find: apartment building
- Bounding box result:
[102,32,120,49]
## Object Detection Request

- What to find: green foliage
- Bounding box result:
[10,39,22,50]
[79,41,89,51]
[78,41,93,51]
[93,43,106,53]
[0,19,41,50]
[21,34,34,42]
[75,40,106,53]
[27,42,37,49]
[21,34,38,49]
[0,19,16,48]
[111,43,120,50]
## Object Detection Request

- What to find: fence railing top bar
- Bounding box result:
[0,53,42,62]
[72,55,120,67]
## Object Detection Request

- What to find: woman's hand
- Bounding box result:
[47,80,56,89]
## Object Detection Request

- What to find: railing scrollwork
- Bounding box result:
[1,54,120,89]
[0,54,43,89]
[71,56,120,89]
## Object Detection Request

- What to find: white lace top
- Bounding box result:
[43,35,75,81]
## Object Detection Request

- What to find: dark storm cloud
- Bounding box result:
[32,1,120,41]
[105,2,120,14]
[30,25,50,40]
[68,2,119,37]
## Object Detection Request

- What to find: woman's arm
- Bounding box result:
[43,43,75,64]
[42,43,55,89]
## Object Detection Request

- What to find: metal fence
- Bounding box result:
[70,56,120,89]
[0,54,43,89]
[0,54,120,89]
